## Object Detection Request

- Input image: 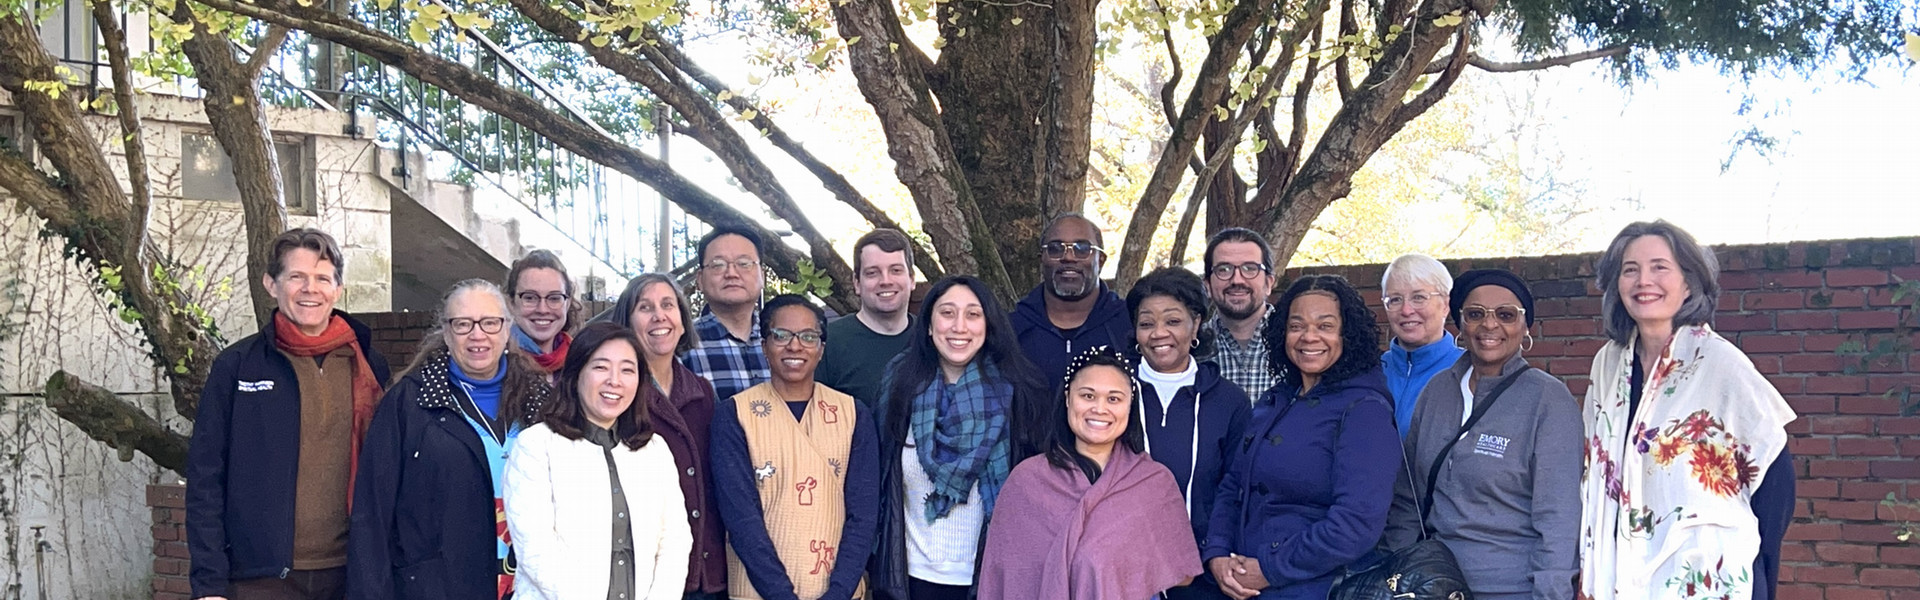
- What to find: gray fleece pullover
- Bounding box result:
[1381,353,1582,600]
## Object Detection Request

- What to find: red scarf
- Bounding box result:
[531,332,571,373]
[273,312,385,509]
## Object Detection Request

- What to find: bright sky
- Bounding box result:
[1480,60,1920,252]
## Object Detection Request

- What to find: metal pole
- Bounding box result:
[654,104,672,273]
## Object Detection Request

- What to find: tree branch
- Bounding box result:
[241,25,292,79]
[91,0,154,296]
[640,31,946,280]
[45,371,189,473]
[1335,0,1357,100]
[1423,43,1630,74]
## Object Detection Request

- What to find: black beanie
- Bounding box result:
[1450,268,1536,328]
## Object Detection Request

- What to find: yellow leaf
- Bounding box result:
[740,109,757,121]
[889,42,900,52]
[717,90,734,101]
[376,0,393,9]
[746,73,763,85]
[408,20,430,43]
[231,95,245,105]
[1213,106,1228,121]
[931,36,946,49]
[1907,33,1920,63]
[591,35,611,47]
[450,13,492,29]
[846,36,861,45]
[1010,17,1023,25]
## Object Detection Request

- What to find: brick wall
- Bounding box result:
[148,237,1920,599]
[1287,236,1920,600]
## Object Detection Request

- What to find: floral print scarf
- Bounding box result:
[1578,323,1795,600]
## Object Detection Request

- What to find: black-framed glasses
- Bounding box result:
[447,317,508,335]
[1383,291,1437,311]
[703,258,761,273]
[1209,262,1271,281]
[1040,241,1103,259]
[1460,304,1526,325]
[515,292,569,308]
[768,328,823,348]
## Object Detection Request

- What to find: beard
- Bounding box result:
[1047,275,1095,301]
[1215,284,1262,320]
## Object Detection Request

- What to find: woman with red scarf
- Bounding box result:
[507,250,577,374]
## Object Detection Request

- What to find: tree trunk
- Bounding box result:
[174,3,289,328]
[45,372,189,472]
[930,0,1097,293]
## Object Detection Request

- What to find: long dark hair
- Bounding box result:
[1043,347,1146,482]
[608,273,697,355]
[1265,274,1381,392]
[882,276,1050,461]
[400,279,549,424]
[538,322,654,449]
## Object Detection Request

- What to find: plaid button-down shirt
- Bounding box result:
[681,309,769,401]
[1205,304,1279,400]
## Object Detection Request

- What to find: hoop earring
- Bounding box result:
[1190,337,1200,350]
[1455,334,1468,350]
[1521,333,1535,353]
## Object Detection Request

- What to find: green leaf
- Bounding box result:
[408,20,431,44]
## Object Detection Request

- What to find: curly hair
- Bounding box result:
[1264,274,1381,392]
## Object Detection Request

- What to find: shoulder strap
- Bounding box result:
[1420,365,1531,525]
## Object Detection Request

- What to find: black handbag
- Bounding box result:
[1328,366,1532,600]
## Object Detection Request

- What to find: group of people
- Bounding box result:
[185,216,1795,600]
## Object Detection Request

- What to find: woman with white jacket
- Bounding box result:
[506,321,692,600]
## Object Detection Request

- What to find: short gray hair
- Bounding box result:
[1595,220,1721,345]
[1381,253,1452,294]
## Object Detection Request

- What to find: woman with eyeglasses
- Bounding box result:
[349,279,553,600]
[870,276,1050,600]
[1577,221,1795,600]
[505,321,692,600]
[507,250,579,374]
[1379,269,1581,600]
[1379,254,1462,438]
[1126,267,1251,600]
[608,273,728,599]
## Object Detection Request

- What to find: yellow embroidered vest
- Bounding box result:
[726,382,864,599]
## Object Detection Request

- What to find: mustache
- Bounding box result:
[1223,283,1254,296]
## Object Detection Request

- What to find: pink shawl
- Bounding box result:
[978,447,1202,600]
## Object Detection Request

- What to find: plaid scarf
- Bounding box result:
[910,359,1013,523]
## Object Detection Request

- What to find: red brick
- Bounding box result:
[154,541,189,559]
[1722,272,1766,290]
[1819,290,1870,308]
[151,576,190,594]
[1870,459,1920,478]
[1780,541,1817,562]
[1542,319,1599,337]
[1811,459,1872,478]
[1778,584,1824,600]
[1765,374,1804,393]
[1814,541,1881,562]
[1838,396,1905,416]
[1790,395,1836,415]
[1806,334,1853,352]
[1762,270,1828,288]
[150,524,178,542]
[1880,418,1920,435]
[1791,436,1836,456]
[1808,416,1877,435]
[1828,268,1893,287]
[1840,311,1902,330]
[1838,437,1901,457]
[1884,544,1920,565]
[154,592,190,600]
[1841,523,1901,544]
[1895,590,1920,600]
[1719,294,1744,312]
[1566,338,1607,356]
[1778,310,1840,330]
[1800,480,1841,501]
[1784,354,1845,373]
[1862,568,1920,588]
[1812,500,1873,519]
[1742,334,1805,353]
[1548,358,1590,376]
[1881,500,1920,521]
[1798,565,1861,584]
[1752,355,1783,374]
[1719,312,1777,331]
[1787,522,1843,541]
[1808,376,1869,394]
[1828,587,1889,600]
[1868,375,1920,392]
[153,557,188,576]
[1839,480,1901,500]
[146,484,186,509]
[1748,291,1809,310]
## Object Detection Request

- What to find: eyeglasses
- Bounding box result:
[703,258,761,273]
[1382,291,1437,311]
[1460,304,1526,325]
[515,292,569,308]
[1040,241,1103,260]
[1209,262,1270,281]
[768,328,822,348]
[447,317,508,335]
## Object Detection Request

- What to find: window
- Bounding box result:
[181,132,315,216]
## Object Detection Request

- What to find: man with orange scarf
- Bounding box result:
[186,228,390,600]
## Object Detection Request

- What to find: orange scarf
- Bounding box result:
[531,332,571,373]
[273,312,385,509]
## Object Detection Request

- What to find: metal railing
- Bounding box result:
[33,0,707,279]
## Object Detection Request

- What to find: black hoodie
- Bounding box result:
[1009,283,1134,391]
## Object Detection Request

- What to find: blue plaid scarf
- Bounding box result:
[910,359,1013,523]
